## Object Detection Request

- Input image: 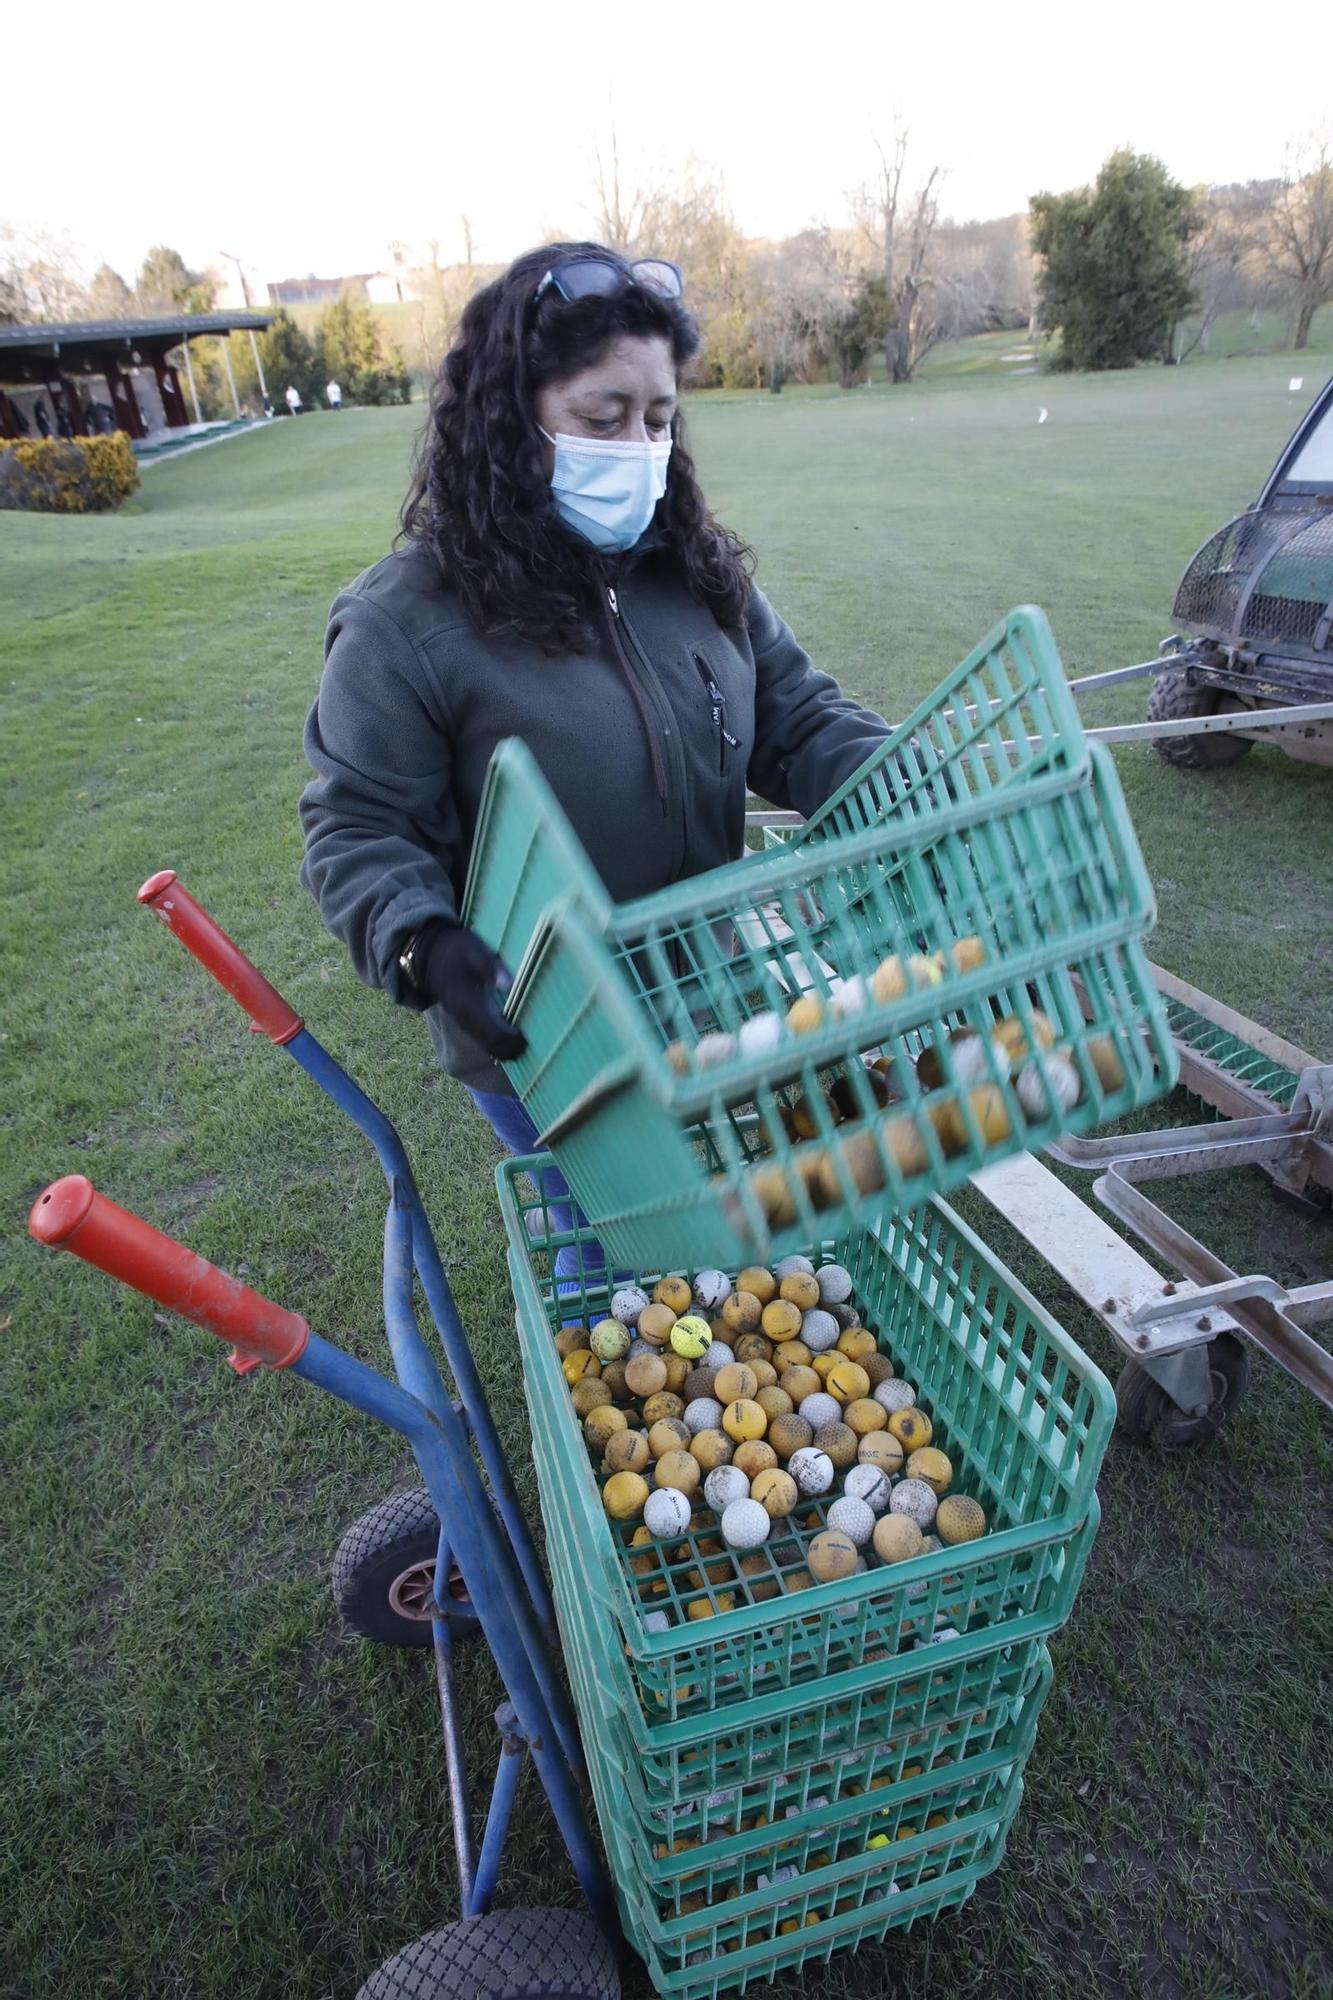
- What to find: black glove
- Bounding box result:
[408,920,527,1061]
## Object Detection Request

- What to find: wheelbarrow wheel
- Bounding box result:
[1115,1334,1250,1447]
[1147,669,1253,770]
[333,1488,478,1647]
[355,1907,619,2000]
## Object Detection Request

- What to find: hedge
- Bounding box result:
[0,433,140,513]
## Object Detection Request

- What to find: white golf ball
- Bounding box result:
[683,1397,724,1434]
[874,1379,916,1414]
[787,1447,835,1497]
[949,1033,996,1087]
[693,1268,731,1312]
[721,1497,771,1550]
[704,1465,750,1513]
[815,1263,853,1305]
[694,1031,737,1069]
[1016,1053,1080,1120]
[830,975,870,1020]
[800,1309,840,1353]
[627,1337,658,1360]
[697,1340,727,1371]
[611,1286,650,1327]
[844,1462,893,1514]
[774,1255,815,1280]
[644,1487,693,1538]
[889,1478,938,1529]
[738,1011,783,1059]
[827,1495,875,1546]
[799,1392,842,1430]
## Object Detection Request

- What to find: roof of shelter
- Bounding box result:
[0,312,275,354]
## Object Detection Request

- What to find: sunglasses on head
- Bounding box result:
[533,255,684,306]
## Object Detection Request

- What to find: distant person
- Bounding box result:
[299,240,890,1232]
[285,384,302,417]
[326,380,342,411]
[34,398,52,438]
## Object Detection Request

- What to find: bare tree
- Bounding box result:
[857,130,946,381]
[748,228,860,386]
[1265,136,1333,350]
[0,224,89,322]
[590,124,658,253]
[1176,182,1276,360]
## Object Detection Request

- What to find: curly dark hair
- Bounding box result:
[400,241,753,650]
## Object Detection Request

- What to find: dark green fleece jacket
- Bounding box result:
[299,538,889,1093]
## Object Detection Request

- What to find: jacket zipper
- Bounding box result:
[606,584,673,813]
[693,651,740,773]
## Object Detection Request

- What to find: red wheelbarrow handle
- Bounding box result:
[29,1175,309,1376]
[138,870,303,1045]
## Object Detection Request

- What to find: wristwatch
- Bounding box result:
[397,929,427,993]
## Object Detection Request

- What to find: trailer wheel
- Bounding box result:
[332,1488,477,1647]
[1115,1334,1250,1447]
[355,1907,619,2000]
[1147,670,1253,770]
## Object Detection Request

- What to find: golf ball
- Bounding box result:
[843,1462,893,1514]
[774,1255,815,1280]
[889,1477,938,1529]
[611,1287,650,1327]
[800,1310,840,1353]
[644,1487,693,1538]
[721,1497,771,1551]
[693,1268,731,1312]
[873,1378,917,1414]
[827,1495,876,1546]
[683,1396,724,1434]
[815,1263,854,1305]
[704,1465,750,1513]
[798,1392,841,1430]
[787,1446,835,1497]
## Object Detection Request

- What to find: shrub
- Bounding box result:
[0,433,140,513]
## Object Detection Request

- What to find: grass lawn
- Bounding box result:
[3,355,1331,2000]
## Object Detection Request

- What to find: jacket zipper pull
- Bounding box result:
[607,586,619,617]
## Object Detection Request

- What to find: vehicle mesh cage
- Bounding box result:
[1173,507,1333,654]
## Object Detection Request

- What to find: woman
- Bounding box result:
[299,241,890,1214]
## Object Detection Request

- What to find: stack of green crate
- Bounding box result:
[466,606,1177,1274]
[500,1157,1113,1995]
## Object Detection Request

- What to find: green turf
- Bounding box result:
[2,359,1331,2000]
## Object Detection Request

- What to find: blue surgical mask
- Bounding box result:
[542,427,672,552]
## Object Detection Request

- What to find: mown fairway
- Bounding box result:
[3,355,1331,1999]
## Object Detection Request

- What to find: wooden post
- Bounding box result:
[248,327,268,404]
[180,338,202,423]
[219,336,241,418]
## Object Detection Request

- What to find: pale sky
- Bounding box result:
[4,0,1328,291]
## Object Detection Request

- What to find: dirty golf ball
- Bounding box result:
[721,1497,771,1550]
[816,1262,853,1304]
[813,1421,857,1470]
[788,1447,835,1497]
[936,1495,987,1545]
[590,1317,631,1364]
[671,1314,713,1360]
[704,1463,750,1512]
[888,1407,933,1454]
[858,1431,904,1475]
[644,1486,693,1538]
[750,1467,799,1520]
[827,1495,875,1546]
[721,1290,763,1334]
[844,1463,893,1513]
[872,1513,924,1564]
[713,1362,758,1403]
[1016,1052,1080,1119]
[604,1430,650,1476]
[774,1255,815,1280]
[906,1446,953,1495]
[683,1396,724,1435]
[873,1379,916,1414]
[611,1286,649,1327]
[655,1450,702,1498]
[889,1477,938,1529]
[808,1529,858,1583]
[800,1310,840,1354]
[798,1392,841,1431]
[722,1398,767,1442]
[779,1270,820,1312]
[603,1471,650,1521]
[692,1268,731,1312]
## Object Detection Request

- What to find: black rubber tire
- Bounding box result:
[1115,1334,1250,1447]
[1147,669,1254,770]
[332,1488,475,1647]
[355,1908,619,2000]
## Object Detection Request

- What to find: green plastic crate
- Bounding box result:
[467,608,1176,1271]
[501,1157,1111,1723]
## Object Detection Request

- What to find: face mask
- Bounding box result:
[542,427,672,552]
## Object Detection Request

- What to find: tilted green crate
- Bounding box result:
[467,606,1176,1271]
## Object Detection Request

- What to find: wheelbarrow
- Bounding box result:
[28,871,621,2000]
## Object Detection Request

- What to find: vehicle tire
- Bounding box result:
[332,1488,476,1647]
[1114,1334,1250,1447]
[1147,669,1254,770]
[355,1907,620,2000]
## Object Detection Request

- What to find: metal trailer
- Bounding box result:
[29,873,622,2000]
[1072,371,1333,771]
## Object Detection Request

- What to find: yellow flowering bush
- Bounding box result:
[0,432,139,513]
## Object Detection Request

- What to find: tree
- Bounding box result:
[254,307,320,408]
[0,224,89,321]
[314,291,411,404]
[638,166,758,387]
[590,123,659,254]
[86,263,135,320]
[1175,182,1276,360]
[855,129,946,382]
[1030,150,1201,370]
[828,274,892,388]
[135,245,214,315]
[1264,138,1333,350]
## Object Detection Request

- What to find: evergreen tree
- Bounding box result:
[1030,151,1201,369]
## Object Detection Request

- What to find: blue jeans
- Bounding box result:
[468,1088,606,1286]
